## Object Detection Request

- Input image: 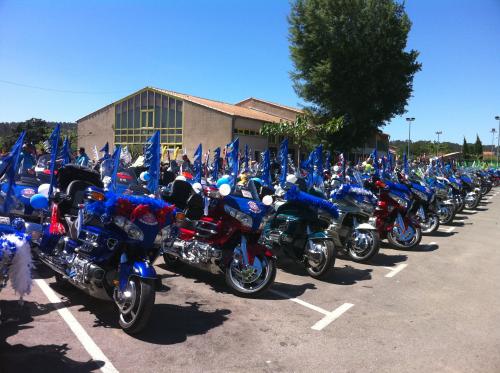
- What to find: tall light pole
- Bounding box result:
[490,128,496,164]
[496,116,500,166]
[406,117,415,159]
[435,131,442,156]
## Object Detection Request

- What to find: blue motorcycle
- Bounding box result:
[34,165,176,334]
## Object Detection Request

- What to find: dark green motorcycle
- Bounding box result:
[260,185,339,278]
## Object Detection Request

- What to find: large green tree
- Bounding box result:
[288,0,421,151]
[462,137,469,159]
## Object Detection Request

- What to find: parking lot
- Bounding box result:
[1,190,500,373]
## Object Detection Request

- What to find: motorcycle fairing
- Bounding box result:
[223,194,269,230]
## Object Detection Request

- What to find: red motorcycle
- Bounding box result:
[365,177,422,249]
[161,179,276,297]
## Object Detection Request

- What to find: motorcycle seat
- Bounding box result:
[59,180,96,217]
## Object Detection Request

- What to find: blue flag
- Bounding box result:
[100,142,109,156]
[261,150,271,187]
[325,151,331,171]
[144,131,160,194]
[211,147,221,181]
[244,144,249,172]
[193,144,202,183]
[60,136,71,166]
[372,148,379,176]
[48,124,61,198]
[110,145,121,192]
[313,144,323,171]
[2,132,26,213]
[227,138,239,184]
[403,152,409,175]
[279,138,288,186]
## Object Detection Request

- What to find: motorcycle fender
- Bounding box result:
[355,223,376,230]
[131,261,157,279]
[307,231,329,241]
[405,215,420,228]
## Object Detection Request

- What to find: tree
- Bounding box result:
[288,0,421,151]
[261,114,342,163]
[474,134,483,159]
[462,137,469,159]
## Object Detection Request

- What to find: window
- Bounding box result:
[176,101,183,128]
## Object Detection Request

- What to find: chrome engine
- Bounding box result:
[163,239,222,274]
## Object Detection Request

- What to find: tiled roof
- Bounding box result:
[153,88,286,123]
[235,97,303,113]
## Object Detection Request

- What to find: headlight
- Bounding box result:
[224,205,253,228]
[114,216,144,241]
[388,192,408,209]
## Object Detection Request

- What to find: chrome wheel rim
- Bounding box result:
[228,256,272,294]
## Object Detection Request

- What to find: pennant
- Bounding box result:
[403,152,409,175]
[372,148,379,176]
[100,142,109,156]
[193,144,202,183]
[261,150,271,187]
[325,151,331,171]
[279,138,288,186]
[93,145,99,161]
[48,124,61,198]
[244,144,249,172]
[2,132,26,212]
[173,146,180,160]
[59,136,71,166]
[211,147,221,181]
[227,138,239,184]
[109,146,122,192]
[143,131,161,195]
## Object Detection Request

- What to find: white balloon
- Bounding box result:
[333,165,340,172]
[140,171,151,182]
[192,182,202,194]
[262,195,273,206]
[38,183,50,197]
[286,174,298,184]
[175,175,187,182]
[219,183,231,197]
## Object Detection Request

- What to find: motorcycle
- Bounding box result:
[365,177,422,250]
[261,182,338,278]
[460,173,481,210]
[162,178,277,296]
[328,183,380,262]
[34,165,175,333]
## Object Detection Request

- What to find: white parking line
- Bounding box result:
[384,263,408,278]
[440,226,455,233]
[311,303,354,331]
[421,241,438,251]
[35,279,119,373]
[269,289,353,331]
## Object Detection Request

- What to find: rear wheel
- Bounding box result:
[116,277,155,334]
[347,230,380,262]
[305,239,336,278]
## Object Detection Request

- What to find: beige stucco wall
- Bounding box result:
[233,117,269,155]
[237,99,298,122]
[77,105,115,155]
[182,101,233,156]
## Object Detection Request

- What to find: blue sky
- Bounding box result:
[0,0,499,145]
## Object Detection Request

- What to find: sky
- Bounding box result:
[0,0,499,145]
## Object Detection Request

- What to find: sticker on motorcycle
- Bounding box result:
[21,188,36,199]
[139,212,158,226]
[248,201,261,214]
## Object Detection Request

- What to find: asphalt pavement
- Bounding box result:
[1,190,499,373]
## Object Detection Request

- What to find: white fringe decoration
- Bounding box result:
[5,234,33,298]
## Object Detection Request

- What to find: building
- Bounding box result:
[77,87,302,159]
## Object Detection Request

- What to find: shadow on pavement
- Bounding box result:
[366,252,408,267]
[429,231,457,238]
[260,281,317,300]
[0,300,104,373]
[276,257,372,285]
[135,301,231,345]
[445,221,465,227]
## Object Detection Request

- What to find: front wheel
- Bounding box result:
[225,255,276,297]
[465,193,480,210]
[305,239,336,278]
[347,230,380,262]
[387,223,422,249]
[438,205,455,225]
[420,213,440,234]
[116,277,155,334]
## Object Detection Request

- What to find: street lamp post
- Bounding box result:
[435,131,442,156]
[490,128,496,164]
[496,116,500,167]
[406,117,415,159]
